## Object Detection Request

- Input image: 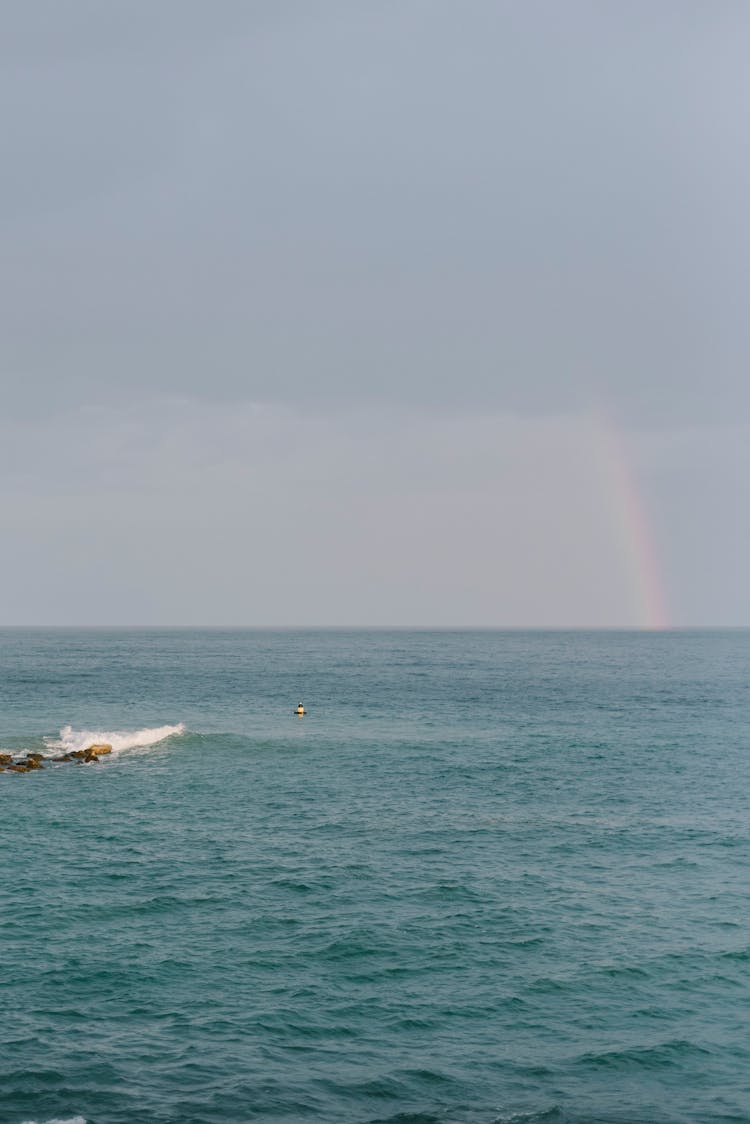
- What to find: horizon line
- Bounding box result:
[0,624,747,632]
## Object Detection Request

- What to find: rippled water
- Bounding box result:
[2,629,749,1123]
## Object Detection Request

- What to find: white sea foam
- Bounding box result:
[46,723,185,756]
[20,1117,87,1124]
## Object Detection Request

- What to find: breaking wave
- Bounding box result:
[46,723,185,756]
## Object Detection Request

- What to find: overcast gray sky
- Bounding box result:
[2,1,748,625]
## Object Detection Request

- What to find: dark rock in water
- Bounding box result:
[2,746,105,770]
[82,745,108,762]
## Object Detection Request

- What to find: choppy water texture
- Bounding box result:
[2,629,749,1124]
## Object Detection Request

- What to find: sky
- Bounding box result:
[2,0,749,626]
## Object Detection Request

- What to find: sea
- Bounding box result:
[1,628,749,1124]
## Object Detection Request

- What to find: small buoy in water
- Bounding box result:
[294,702,306,716]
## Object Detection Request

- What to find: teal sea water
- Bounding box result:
[2,629,749,1124]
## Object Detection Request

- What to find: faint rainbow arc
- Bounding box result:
[592,409,669,630]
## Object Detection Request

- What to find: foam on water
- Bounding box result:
[20,1118,87,1124]
[46,723,185,756]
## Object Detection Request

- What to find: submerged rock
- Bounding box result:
[26,752,46,762]
[8,764,30,773]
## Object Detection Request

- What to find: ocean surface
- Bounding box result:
[1,629,749,1124]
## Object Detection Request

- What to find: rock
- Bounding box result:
[83,745,109,762]
[1,744,108,771]
[72,747,107,760]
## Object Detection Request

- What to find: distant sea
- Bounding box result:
[2,629,749,1124]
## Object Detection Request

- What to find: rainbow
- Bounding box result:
[590,409,669,630]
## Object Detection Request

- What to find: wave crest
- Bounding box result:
[46,723,185,755]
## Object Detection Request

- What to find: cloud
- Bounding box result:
[0,395,675,625]
[3,3,749,624]
[1,1,748,428]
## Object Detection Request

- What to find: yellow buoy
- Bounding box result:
[295,702,306,716]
